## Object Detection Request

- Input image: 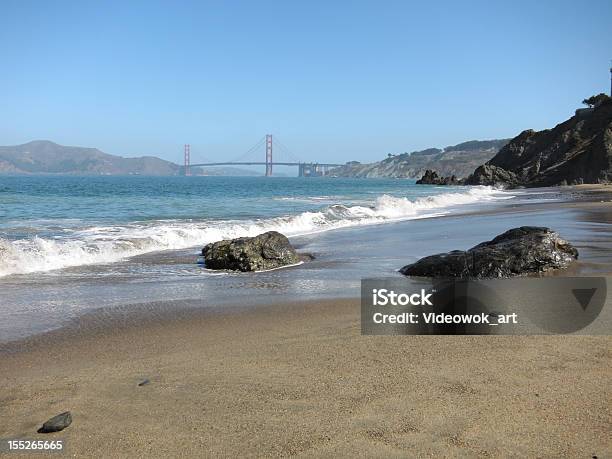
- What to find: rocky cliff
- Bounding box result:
[330,139,509,179]
[465,98,612,187]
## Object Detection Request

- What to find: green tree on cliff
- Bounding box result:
[582,93,610,108]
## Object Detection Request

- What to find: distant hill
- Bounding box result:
[0,140,179,175]
[329,139,510,179]
[0,140,261,176]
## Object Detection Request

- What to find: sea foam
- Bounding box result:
[0,187,510,277]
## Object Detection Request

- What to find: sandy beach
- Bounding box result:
[1,187,611,458]
[0,299,610,458]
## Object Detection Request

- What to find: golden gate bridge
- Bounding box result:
[182,135,342,177]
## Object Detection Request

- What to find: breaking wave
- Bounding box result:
[0,187,510,277]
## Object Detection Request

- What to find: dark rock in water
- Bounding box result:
[202,231,300,272]
[416,169,461,185]
[298,253,316,262]
[400,226,578,278]
[38,412,72,433]
[464,164,520,187]
[465,98,612,187]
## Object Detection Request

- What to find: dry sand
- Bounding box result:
[1,299,610,458]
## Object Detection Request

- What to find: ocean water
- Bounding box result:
[0,176,511,278]
[6,175,609,343]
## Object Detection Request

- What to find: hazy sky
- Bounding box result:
[1,0,611,165]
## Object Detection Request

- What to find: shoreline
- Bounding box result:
[2,184,612,347]
[0,184,608,282]
[0,181,508,280]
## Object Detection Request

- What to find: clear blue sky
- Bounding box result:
[1,0,611,165]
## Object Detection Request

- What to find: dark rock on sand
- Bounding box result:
[416,169,461,185]
[202,231,300,272]
[38,412,72,433]
[465,97,612,187]
[400,226,578,278]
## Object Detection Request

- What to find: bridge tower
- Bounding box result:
[265,134,273,177]
[184,144,191,176]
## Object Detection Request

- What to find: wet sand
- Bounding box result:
[1,185,611,457]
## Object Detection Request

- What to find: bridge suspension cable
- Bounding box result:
[273,137,303,163]
[227,136,267,163]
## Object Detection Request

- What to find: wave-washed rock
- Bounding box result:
[202,231,301,272]
[415,169,461,185]
[400,226,578,278]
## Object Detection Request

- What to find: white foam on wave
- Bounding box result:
[273,195,351,205]
[0,186,512,277]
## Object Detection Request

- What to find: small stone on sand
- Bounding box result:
[38,411,72,433]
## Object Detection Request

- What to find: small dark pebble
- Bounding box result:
[38,411,72,433]
[298,253,315,262]
[138,379,150,386]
